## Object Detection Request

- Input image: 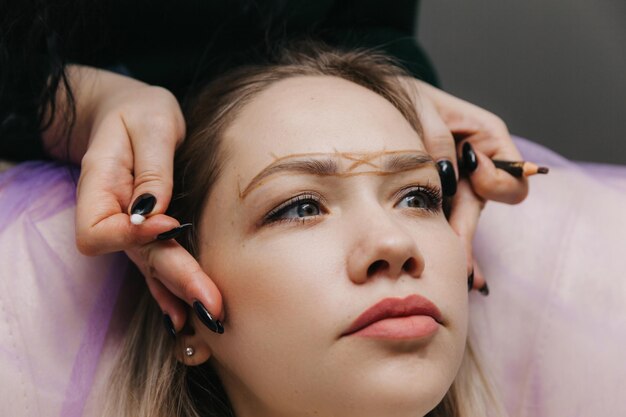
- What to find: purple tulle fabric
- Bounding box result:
[0,163,129,416]
[1,137,625,417]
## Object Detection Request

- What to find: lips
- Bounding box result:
[341,294,443,337]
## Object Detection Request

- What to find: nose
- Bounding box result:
[346,212,425,285]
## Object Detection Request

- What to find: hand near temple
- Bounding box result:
[407,79,529,290]
[41,66,222,332]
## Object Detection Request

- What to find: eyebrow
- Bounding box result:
[240,151,435,199]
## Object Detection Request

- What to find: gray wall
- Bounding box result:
[418,0,626,164]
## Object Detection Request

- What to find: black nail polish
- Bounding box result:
[163,314,177,339]
[462,142,478,173]
[479,282,490,296]
[467,269,474,292]
[156,223,193,241]
[193,301,224,334]
[437,160,457,196]
[130,193,157,216]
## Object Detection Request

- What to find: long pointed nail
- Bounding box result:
[130,193,157,221]
[437,160,457,196]
[193,301,224,334]
[467,268,474,292]
[479,282,490,296]
[157,223,193,241]
[163,314,177,339]
[462,142,478,173]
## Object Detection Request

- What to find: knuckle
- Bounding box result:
[79,151,99,170]
[144,112,179,138]
[178,263,204,301]
[474,173,529,204]
[509,183,530,204]
[138,244,156,270]
[485,114,510,136]
[473,175,499,197]
[134,168,173,189]
[141,89,185,136]
[75,233,99,256]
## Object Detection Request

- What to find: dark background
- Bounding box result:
[419,0,626,165]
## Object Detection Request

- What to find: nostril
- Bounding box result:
[367,260,389,277]
[402,258,418,274]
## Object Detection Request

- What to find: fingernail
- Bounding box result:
[479,282,490,296]
[462,142,478,173]
[437,160,457,196]
[163,314,177,339]
[193,300,224,334]
[467,268,474,292]
[131,193,157,217]
[156,223,193,241]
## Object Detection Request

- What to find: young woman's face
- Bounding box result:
[194,76,468,417]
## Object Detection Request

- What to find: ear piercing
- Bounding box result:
[184,346,195,357]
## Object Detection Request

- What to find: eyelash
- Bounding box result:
[393,184,443,214]
[262,184,442,226]
[263,193,325,225]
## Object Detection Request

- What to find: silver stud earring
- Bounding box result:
[184,346,195,357]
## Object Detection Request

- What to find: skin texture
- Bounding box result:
[181,76,468,417]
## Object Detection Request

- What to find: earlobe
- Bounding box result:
[174,323,213,366]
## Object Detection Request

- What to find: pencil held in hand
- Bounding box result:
[492,160,550,178]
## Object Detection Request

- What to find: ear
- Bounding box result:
[174,317,213,366]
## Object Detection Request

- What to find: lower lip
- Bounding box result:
[350,316,439,339]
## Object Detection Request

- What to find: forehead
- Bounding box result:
[222,76,425,185]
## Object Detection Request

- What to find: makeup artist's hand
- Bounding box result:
[408,79,529,292]
[43,65,223,332]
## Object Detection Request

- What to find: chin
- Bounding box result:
[329,363,454,417]
[333,390,446,417]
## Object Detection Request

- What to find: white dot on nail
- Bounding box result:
[130,214,146,225]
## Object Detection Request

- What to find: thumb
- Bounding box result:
[126,117,183,223]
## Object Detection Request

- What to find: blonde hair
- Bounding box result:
[105,41,506,417]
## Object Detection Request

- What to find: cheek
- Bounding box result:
[211,230,343,324]
[201,228,346,401]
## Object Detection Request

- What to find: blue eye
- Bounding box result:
[398,193,429,209]
[395,185,442,213]
[264,194,323,224]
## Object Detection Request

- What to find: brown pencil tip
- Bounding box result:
[537,167,549,174]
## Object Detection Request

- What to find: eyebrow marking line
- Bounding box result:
[239,150,434,199]
[345,152,382,171]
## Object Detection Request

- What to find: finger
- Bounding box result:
[75,120,180,255]
[464,146,529,204]
[145,274,188,332]
[418,81,529,205]
[76,211,180,255]
[418,96,458,196]
[473,261,488,295]
[126,246,189,333]
[139,239,224,324]
[125,94,185,218]
[448,179,485,247]
[447,179,486,290]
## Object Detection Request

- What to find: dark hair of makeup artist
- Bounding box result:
[103,41,503,417]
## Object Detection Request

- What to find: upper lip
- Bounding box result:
[341,294,443,337]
